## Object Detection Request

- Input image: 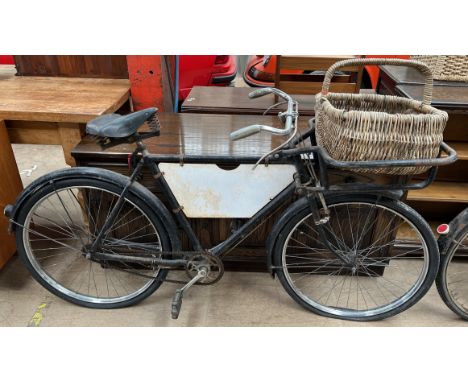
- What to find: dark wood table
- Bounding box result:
[73,112,312,163]
[377,65,468,96]
[181,86,316,116]
[396,84,468,114]
[376,64,468,138]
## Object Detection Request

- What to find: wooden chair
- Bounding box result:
[274,55,363,95]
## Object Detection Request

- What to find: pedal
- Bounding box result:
[171,290,183,319]
[170,267,207,319]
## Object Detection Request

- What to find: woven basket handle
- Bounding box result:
[321,58,434,105]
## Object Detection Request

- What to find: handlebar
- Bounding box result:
[230,124,294,141]
[229,125,262,140]
[248,87,293,103]
[230,87,297,141]
[248,87,274,99]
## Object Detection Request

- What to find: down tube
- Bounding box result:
[210,182,296,257]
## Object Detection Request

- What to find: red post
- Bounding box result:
[126,55,166,111]
[0,55,15,64]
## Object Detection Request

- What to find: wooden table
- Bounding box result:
[396,84,468,114]
[181,86,316,116]
[73,112,311,162]
[0,69,130,268]
[0,72,130,166]
[377,65,467,95]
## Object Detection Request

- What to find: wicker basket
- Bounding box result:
[411,55,468,82]
[315,58,448,175]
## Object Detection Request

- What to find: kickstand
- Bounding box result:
[171,268,207,319]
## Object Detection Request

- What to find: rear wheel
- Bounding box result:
[15,173,173,308]
[436,225,468,320]
[273,195,439,321]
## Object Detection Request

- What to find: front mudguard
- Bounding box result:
[438,208,468,255]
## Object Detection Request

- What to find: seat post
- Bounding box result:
[135,137,150,157]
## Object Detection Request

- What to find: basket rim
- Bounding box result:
[316,92,447,120]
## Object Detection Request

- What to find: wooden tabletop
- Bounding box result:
[379,65,468,87]
[396,84,468,112]
[0,73,130,123]
[379,65,426,85]
[181,86,316,116]
[72,112,312,163]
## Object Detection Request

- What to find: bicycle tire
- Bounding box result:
[272,194,439,321]
[14,167,179,309]
[436,222,468,320]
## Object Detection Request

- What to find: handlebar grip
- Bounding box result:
[229,125,262,141]
[248,87,274,99]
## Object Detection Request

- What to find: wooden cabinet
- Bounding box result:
[378,65,468,223]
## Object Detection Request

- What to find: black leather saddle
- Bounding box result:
[86,107,157,138]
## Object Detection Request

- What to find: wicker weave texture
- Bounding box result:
[412,55,468,82]
[315,58,448,175]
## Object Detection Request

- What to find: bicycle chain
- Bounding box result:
[107,265,188,284]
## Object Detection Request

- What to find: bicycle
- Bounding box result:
[3,86,457,321]
[436,209,468,320]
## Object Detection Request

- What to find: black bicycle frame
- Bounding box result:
[141,146,300,258]
[90,124,457,265]
[89,139,305,266]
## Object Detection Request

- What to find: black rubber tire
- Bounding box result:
[14,168,176,309]
[436,225,468,320]
[272,194,439,321]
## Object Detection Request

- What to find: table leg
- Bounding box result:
[0,120,23,268]
[58,122,86,167]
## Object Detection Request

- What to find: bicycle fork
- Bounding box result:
[306,192,353,267]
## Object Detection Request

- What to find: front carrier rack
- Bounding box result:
[278,118,458,194]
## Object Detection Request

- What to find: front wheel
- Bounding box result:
[273,194,439,321]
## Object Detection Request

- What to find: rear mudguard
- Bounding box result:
[265,191,404,276]
[4,167,181,252]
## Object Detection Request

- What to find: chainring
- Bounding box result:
[185,253,224,285]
